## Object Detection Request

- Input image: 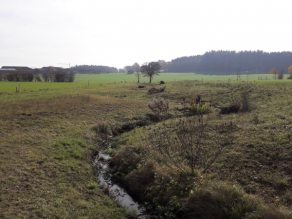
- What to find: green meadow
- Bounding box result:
[0,73,286,94]
[75,73,274,83]
[1,76,292,218]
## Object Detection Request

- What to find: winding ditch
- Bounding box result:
[93,151,151,219]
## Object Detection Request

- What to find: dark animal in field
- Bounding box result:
[138,86,145,88]
[147,86,166,95]
[220,105,240,114]
[159,81,165,85]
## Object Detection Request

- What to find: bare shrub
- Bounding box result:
[147,97,169,120]
[144,116,235,174]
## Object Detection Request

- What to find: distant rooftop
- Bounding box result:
[1,66,33,71]
[0,68,16,71]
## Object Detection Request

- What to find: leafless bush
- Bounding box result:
[147,97,169,120]
[144,116,235,174]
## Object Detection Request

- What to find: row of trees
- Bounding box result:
[4,72,35,82]
[0,71,75,82]
[167,51,292,73]
[123,51,292,74]
[74,65,118,73]
[42,72,75,82]
[76,52,292,75]
[270,66,292,79]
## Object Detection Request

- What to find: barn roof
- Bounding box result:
[1,66,33,71]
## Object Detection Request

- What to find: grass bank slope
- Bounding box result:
[102,80,292,218]
[0,91,147,218]
[1,79,292,218]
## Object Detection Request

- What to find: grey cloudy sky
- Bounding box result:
[0,0,291,69]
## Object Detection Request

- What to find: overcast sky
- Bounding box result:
[0,0,291,69]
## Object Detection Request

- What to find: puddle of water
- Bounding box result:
[95,152,149,218]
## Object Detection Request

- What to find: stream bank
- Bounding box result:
[93,150,152,219]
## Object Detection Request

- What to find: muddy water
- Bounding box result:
[94,152,149,218]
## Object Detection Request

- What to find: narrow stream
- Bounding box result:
[94,152,150,219]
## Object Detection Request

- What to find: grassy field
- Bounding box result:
[0,73,289,94]
[1,78,292,218]
[0,95,145,218]
[75,73,276,83]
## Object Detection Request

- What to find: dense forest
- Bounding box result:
[165,51,292,74]
[74,65,118,73]
[75,51,292,75]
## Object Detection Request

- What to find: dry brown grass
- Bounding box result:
[2,80,292,218]
[0,93,147,218]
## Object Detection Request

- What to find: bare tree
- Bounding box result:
[132,63,141,83]
[135,72,142,83]
[132,63,140,72]
[140,62,161,83]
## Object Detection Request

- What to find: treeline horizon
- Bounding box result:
[166,50,292,74]
[72,50,292,75]
[73,65,119,73]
